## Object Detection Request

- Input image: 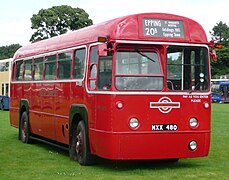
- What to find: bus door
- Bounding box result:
[87,45,113,130]
[87,46,98,129]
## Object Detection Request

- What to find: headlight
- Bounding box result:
[189,117,198,128]
[129,118,139,129]
[189,140,197,151]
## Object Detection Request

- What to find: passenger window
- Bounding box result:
[24,59,32,81]
[73,48,86,79]
[58,52,72,79]
[44,55,56,80]
[15,61,23,81]
[34,57,43,80]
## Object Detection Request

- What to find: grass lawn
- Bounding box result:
[0,104,228,179]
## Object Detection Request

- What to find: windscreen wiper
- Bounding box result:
[135,49,155,62]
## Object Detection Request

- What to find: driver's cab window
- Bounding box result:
[88,46,98,90]
[88,45,113,91]
[98,56,112,90]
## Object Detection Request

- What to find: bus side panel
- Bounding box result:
[29,82,43,135]
[9,83,21,128]
[88,94,113,154]
[29,82,56,140]
[9,108,19,128]
[54,82,71,144]
[40,82,55,140]
[95,94,113,131]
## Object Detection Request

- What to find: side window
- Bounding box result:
[44,55,56,80]
[88,47,98,90]
[73,48,86,79]
[34,57,43,80]
[24,59,32,81]
[15,60,24,81]
[58,52,72,79]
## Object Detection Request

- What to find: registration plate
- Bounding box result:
[152,124,178,131]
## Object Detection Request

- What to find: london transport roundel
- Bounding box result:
[150,97,180,114]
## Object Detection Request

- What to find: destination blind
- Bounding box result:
[143,18,185,38]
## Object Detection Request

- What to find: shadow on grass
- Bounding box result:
[32,140,69,156]
[94,157,200,171]
[28,140,201,171]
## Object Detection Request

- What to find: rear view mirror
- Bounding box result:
[98,44,107,56]
[210,50,217,61]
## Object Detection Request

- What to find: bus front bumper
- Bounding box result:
[89,129,210,160]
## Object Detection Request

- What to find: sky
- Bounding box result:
[0,0,228,46]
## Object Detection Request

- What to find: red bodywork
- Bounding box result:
[10,13,211,160]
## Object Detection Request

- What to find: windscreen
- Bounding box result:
[166,46,209,91]
[115,50,163,90]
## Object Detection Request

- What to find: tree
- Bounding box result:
[30,5,93,42]
[211,47,229,78]
[210,21,229,47]
[210,21,229,78]
[0,44,22,60]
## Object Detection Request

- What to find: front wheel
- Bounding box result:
[19,112,31,143]
[75,121,94,165]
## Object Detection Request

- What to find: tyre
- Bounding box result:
[19,112,31,144]
[75,121,94,165]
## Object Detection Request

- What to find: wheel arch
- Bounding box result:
[69,104,90,157]
[19,99,29,118]
[18,99,29,140]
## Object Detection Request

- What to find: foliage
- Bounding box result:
[0,104,229,179]
[0,44,21,60]
[30,5,93,42]
[210,21,229,78]
[211,47,229,78]
[210,21,229,47]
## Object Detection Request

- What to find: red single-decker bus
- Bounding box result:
[10,13,211,165]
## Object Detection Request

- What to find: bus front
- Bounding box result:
[89,14,211,160]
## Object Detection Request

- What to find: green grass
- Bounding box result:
[0,104,228,179]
